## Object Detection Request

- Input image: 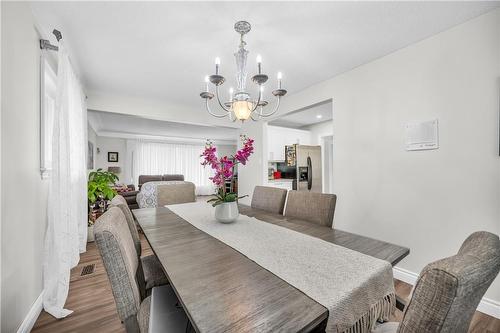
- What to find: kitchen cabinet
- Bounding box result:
[267,125,311,161]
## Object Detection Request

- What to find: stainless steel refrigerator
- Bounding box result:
[287,145,322,192]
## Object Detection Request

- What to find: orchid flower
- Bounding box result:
[200,135,254,206]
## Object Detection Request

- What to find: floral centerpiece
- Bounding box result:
[201,135,254,223]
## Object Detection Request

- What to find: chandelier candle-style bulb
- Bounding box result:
[205,76,209,92]
[256,54,262,74]
[229,87,234,101]
[215,57,221,74]
[277,72,282,89]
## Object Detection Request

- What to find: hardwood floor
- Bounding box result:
[32,234,499,333]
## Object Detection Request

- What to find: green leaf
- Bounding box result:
[87,168,118,203]
[224,193,237,202]
[211,200,223,207]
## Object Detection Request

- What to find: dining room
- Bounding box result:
[2,1,500,333]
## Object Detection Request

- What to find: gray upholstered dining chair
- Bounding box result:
[110,195,169,290]
[94,207,188,333]
[373,231,500,333]
[156,182,196,206]
[284,191,337,227]
[251,186,288,214]
[137,181,196,208]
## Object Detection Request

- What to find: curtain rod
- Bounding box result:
[40,29,62,51]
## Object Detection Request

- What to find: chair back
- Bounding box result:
[398,231,500,333]
[110,194,141,256]
[137,181,195,208]
[157,182,196,206]
[284,191,337,227]
[251,186,288,214]
[94,207,146,328]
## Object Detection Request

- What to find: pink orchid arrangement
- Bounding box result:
[201,135,254,206]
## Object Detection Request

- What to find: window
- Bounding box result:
[133,141,215,193]
[40,54,57,178]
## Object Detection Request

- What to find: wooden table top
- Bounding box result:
[133,205,409,333]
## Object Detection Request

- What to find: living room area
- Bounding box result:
[87,110,239,209]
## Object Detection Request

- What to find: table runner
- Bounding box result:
[168,202,395,333]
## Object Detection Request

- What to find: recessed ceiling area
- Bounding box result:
[31,1,499,118]
[87,110,238,144]
[269,101,333,129]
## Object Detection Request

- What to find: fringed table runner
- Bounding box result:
[168,202,395,333]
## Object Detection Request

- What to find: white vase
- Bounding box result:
[214,201,239,223]
[87,225,95,242]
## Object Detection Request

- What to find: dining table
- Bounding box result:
[133,203,410,333]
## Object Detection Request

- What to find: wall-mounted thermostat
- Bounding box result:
[405,119,439,151]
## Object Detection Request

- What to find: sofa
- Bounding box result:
[120,186,140,210]
[138,174,184,189]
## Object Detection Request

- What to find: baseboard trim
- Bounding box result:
[17,291,43,333]
[477,297,500,319]
[393,267,500,319]
[393,266,418,285]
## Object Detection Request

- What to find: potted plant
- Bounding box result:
[201,135,254,223]
[87,168,119,241]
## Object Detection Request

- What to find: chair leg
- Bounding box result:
[396,295,406,312]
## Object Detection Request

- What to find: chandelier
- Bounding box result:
[200,21,287,122]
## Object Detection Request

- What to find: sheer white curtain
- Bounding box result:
[43,42,88,318]
[133,141,216,195]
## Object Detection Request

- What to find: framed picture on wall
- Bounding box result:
[108,152,119,162]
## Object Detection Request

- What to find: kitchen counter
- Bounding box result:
[266,178,295,190]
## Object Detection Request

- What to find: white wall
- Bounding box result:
[95,136,127,182]
[87,123,97,171]
[279,9,500,303]
[217,145,237,160]
[305,120,333,145]
[305,121,334,193]
[238,122,267,205]
[1,2,48,331]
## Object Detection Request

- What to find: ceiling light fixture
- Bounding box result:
[316,114,323,119]
[200,21,287,122]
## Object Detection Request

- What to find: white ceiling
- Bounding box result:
[270,101,333,129]
[88,110,238,144]
[31,1,499,116]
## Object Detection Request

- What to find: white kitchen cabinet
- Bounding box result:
[268,136,285,161]
[267,125,311,161]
